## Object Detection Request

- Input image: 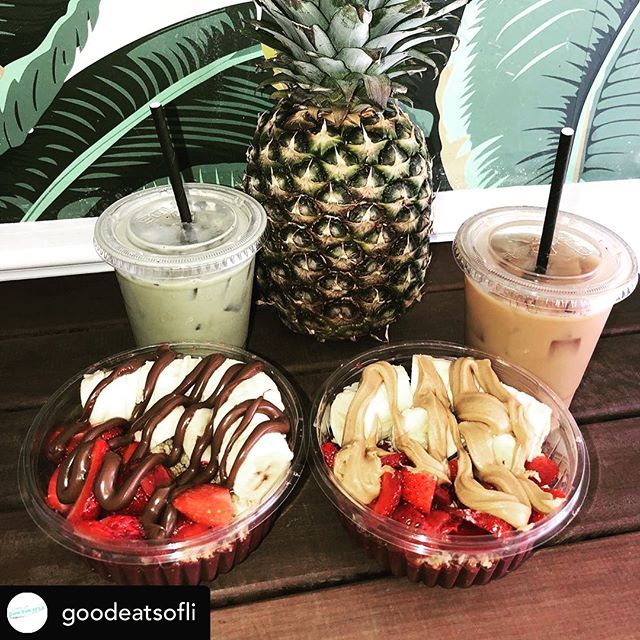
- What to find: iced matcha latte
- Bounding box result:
[94,184,266,347]
[453,207,637,405]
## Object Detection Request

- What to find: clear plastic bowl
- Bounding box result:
[310,340,589,588]
[19,343,305,586]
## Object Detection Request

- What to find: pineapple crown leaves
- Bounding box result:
[250,0,468,110]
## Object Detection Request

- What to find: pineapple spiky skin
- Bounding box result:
[244,100,433,341]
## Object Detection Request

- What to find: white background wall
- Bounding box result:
[1,179,638,281]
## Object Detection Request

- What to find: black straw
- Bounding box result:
[150,101,192,225]
[535,127,574,274]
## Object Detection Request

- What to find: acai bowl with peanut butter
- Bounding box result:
[310,341,589,588]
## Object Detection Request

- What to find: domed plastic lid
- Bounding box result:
[94,184,266,279]
[453,207,638,313]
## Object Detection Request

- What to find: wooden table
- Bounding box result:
[1,243,639,639]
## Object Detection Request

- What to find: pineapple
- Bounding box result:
[244,0,467,340]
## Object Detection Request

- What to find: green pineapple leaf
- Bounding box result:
[327,5,372,50]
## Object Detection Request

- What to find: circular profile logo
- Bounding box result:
[6,593,48,633]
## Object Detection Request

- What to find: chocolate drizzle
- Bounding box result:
[45,347,290,539]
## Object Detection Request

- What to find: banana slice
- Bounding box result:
[329,383,358,446]
[81,361,155,424]
[493,433,517,468]
[146,355,202,407]
[400,407,429,446]
[365,365,412,441]
[180,406,215,463]
[200,358,244,401]
[228,431,293,512]
[504,384,552,460]
[329,366,412,445]
[411,355,453,405]
[213,371,284,429]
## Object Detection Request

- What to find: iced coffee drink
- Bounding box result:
[94,184,266,348]
[453,207,637,405]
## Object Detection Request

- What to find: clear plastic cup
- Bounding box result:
[453,207,638,405]
[94,184,267,348]
[310,341,589,588]
[19,343,305,586]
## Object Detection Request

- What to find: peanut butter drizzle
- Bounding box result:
[450,358,562,521]
[45,347,290,539]
[408,356,453,482]
[333,364,387,504]
[452,436,531,528]
[332,355,562,530]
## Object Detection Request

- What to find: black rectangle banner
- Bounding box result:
[1,586,210,639]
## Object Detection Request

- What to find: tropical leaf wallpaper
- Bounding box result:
[438,0,640,189]
[0,0,638,223]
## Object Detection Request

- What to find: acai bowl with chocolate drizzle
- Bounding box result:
[19,343,305,585]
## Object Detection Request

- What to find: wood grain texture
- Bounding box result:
[213,531,640,640]
[0,296,639,422]
[0,272,127,338]
[0,244,460,339]
[0,245,638,634]
[2,417,639,600]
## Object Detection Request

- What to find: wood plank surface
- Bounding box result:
[0,248,638,640]
[213,531,640,640]
[1,299,639,423]
[2,416,639,603]
[0,244,460,339]
[2,242,636,342]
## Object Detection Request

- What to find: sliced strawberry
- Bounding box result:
[525,455,559,486]
[75,515,145,541]
[172,484,234,527]
[117,484,149,517]
[67,438,109,523]
[380,452,411,468]
[393,504,460,537]
[369,471,402,516]
[449,508,513,538]
[456,521,489,536]
[65,429,90,455]
[391,503,426,531]
[433,483,455,509]
[171,521,211,541]
[98,425,123,443]
[139,469,161,496]
[141,463,173,494]
[45,426,65,451]
[121,442,138,464]
[321,441,340,468]
[422,509,460,536]
[46,426,87,458]
[79,492,100,520]
[46,467,70,515]
[152,464,173,486]
[118,464,173,516]
[448,458,458,482]
[529,510,545,525]
[62,425,120,457]
[401,469,436,514]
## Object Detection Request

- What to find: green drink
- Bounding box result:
[94,184,266,347]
